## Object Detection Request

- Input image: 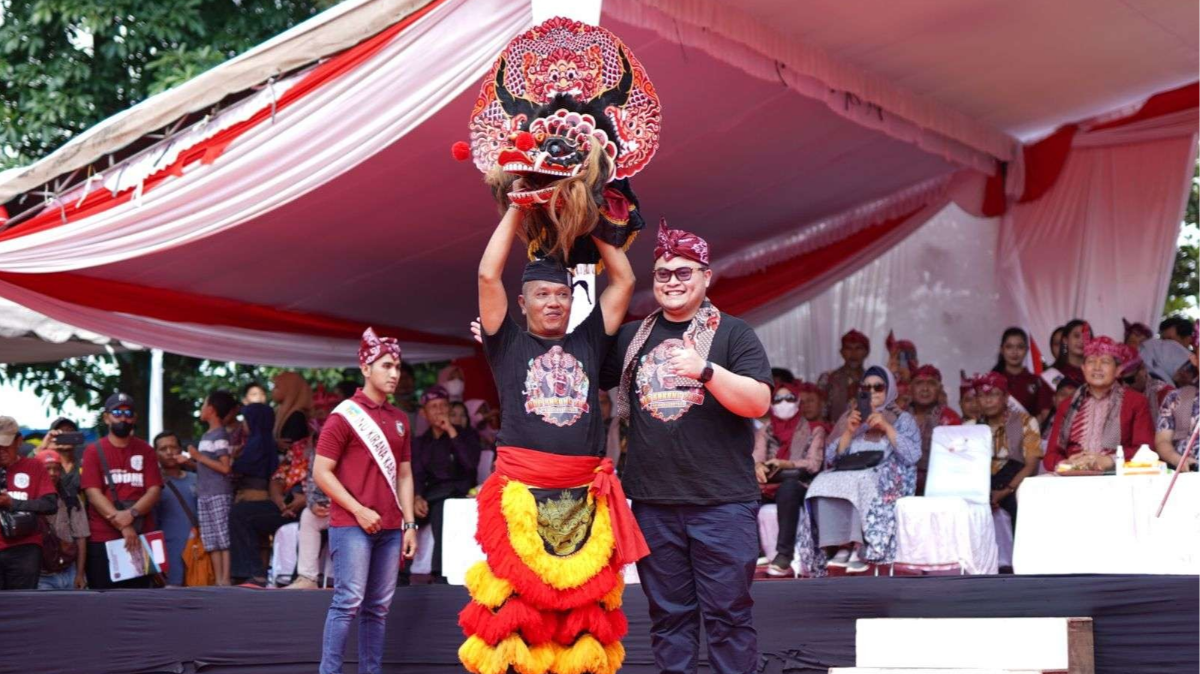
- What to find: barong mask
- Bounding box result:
[459,17,661,266]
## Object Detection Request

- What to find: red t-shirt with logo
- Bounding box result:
[316,390,411,529]
[81,437,164,542]
[0,456,55,551]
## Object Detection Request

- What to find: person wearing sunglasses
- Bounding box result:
[805,366,920,573]
[602,219,773,674]
[79,392,163,588]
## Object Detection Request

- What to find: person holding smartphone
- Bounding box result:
[806,366,920,573]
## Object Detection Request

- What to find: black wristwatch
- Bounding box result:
[402,522,419,531]
[699,361,714,384]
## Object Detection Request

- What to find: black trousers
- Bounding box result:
[229,500,289,580]
[85,542,154,589]
[0,544,41,590]
[767,472,809,559]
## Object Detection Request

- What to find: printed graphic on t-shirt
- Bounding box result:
[106,469,145,487]
[130,455,144,471]
[13,472,29,489]
[523,345,590,427]
[636,339,706,422]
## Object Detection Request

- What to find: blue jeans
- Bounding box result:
[634,501,760,674]
[38,563,78,590]
[320,526,402,674]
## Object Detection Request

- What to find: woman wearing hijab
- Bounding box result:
[753,381,826,577]
[437,364,467,402]
[272,372,313,451]
[805,366,920,573]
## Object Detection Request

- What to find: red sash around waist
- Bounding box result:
[495,446,649,566]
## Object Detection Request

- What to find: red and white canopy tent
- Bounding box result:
[0,0,1195,386]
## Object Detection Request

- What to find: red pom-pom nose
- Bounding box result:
[450,141,471,162]
[514,131,536,152]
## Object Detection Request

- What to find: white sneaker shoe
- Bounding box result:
[827,548,852,567]
[846,549,869,573]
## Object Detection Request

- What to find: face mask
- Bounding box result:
[443,379,465,399]
[110,422,134,439]
[771,401,799,420]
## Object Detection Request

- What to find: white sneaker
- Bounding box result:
[756,556,770,567]
[827,548,852,567]
[846,549,869,573]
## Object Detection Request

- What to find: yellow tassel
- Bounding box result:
[599,575,625,611]
[464,561,514,609]
[550,635,624,674]
[459,634,556,674]
[501,480,615,590]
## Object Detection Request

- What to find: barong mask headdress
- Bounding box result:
[359,327,401,367]
[456,17,662,266]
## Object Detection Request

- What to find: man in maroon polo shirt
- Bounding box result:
[81,392,163,589]
[0,416,58,590]
[313,328,418,674]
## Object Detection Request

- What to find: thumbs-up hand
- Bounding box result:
[667,335,706,380]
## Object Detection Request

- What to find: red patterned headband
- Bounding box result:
[973,371,1008,395]
[654,217,710,265]
[1083,335,1124,363]
[359,327,401,367]
[841,330,870,350]
[911,365,942,383]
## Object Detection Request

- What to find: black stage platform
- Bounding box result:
[0,574,1195,674]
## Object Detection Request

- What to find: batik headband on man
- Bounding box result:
[1122,318,1153,342]
[795,381,822,398]
[359,327,401,367]
[911,365,942,384]
[1083,335,1125,363]
[841,329,870,351]
[1117,345,1143,378]
[973,372,1009,395]
[959,371,979,396]
[420,385,450,407]
[654,218,710,265]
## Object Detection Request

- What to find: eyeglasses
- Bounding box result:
[109,409,135,419]
[653,266,707,283]
[861,383,888,393]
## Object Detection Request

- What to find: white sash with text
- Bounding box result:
[331,400,401,511]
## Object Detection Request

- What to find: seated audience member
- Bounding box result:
[1043,336,1155,472]
[1156,375,1198,472]
[807,367,920,573]
[797,382,827,428]
[1140,337,1196,389]
[894,381,912,411]
[754,382,826,577]
[908,365,963,495]
[272,372,313,451]
[1120,345,1173,428]
[959,371,981,423]
[993,327,1054,425]
[1046,325,1066,372]
[42,417,83,500]
[285,429,333,590]
[885,331,919,383]
[1042,378,1081,440]
[771,367,797,389]
[35,449,89,590]
[410,385,481,583]
[0,417,57,590]
[1123,318,1154,350]
[466,399,500,455]
[818,329,870,422]
[1045,319,1088,387]
[438,364,467,402]
[449,401,470,430]
[81,394,163,589]
[153,431,198,587]
[1159,315,1195,350]
[974,373,1040,528]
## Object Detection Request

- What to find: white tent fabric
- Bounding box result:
[0,0,1193,369]
[0,298,132,364]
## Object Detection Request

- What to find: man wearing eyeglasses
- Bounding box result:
[80,392,163,588]
[602,219,773,674]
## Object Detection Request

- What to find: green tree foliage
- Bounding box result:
[0,0,339,169]
[1164,156,1199,317]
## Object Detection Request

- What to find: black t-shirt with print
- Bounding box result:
[483,305,611,457]
[601,313,773,505]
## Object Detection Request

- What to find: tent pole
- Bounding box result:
[149,348,164,441]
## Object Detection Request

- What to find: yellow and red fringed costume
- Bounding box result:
[458,447,649,674]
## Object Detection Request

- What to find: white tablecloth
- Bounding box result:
[439,498,640,586]
[1013,474,1200,574]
